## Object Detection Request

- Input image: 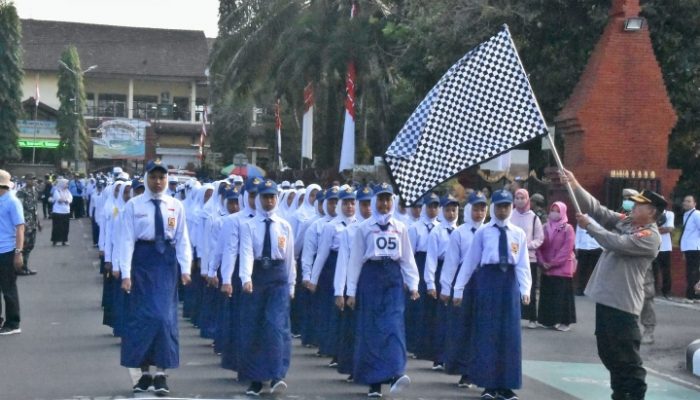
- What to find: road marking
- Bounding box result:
[646,366,700,391]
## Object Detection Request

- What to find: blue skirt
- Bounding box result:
[301,253,319,347]
[405,251,427,357]
[316,250,340,357]
[112,277,129,338]
[199,281,221,340]
[120,241,180,369]
[445,278,475,376]
[290,256,304,336]
[469,264,522,389]
[353,259,407,385]
[221,261,242,371]
[182,247,197,319]
[337,305,356,375]
[427,259,449,363]
[102,273,114,327]
[237,260,291,382]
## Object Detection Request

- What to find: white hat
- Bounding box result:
[294,180,304,189]
[168,176,178,183]
[113,166,123,174]
[280,180,291,189]
[0,169,11,187]
[232,175,244,184]
[117,172,130,181]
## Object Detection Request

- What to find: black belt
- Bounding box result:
[136,239,173,245]
[254,258,284,270]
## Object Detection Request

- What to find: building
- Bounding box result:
[19,19,211,170]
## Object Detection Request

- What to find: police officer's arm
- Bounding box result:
[238,220,255,292]
[174,201,193,279]
[562,170,623,229]
[424,229,441,295]
[439,231,462,301]
[453,228,484,302]
[309,223,335,288]
[585,223,660,257]
[282,221,296,297]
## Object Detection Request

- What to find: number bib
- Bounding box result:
[373,231,401,258]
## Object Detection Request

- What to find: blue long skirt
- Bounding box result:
[199,281,221,339]
[353,259,407,385]
[301,253,319,347]
[405,251,427,357]
[112,277,129,338]
[237,260,291,382]
[221,261,242,371]
[445,278,475,376]
[337,305,355,375]
[120,241,180,369]
[426,259,449,363]
[290,256,304,336]
[316,250,340,357]
[469,264,522,389]
[182,248,197,319]
[102,273,114,327]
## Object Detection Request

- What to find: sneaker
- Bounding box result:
[153,374,169,396]
[554,324,571,332]
[0,327,21,336]
[62,242,69,246]
[132,374,152,393]
[498,389,519,400]
[270,379,287,394]
[328,358,338,368]
[407,352,417,359]
[458,376,475,388]
[641,331,655,345]
[389,375,411,394]
[368,384,382,398]
[292,333,302,338]
[346,375,354,383]
[527,321,537,329]
[481,389,498,399]
[431,362,445,371]
[246,381,263,396]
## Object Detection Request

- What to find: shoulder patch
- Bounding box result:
[634,229,652,238]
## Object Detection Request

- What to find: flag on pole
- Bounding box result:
[338,1,358,172]
[35,75,41,107]
[301,83,314,160]
[198,105,208,160]
[275,98,284,170]
[384,25,548,205]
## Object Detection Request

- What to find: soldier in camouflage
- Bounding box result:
[16,173,42,276]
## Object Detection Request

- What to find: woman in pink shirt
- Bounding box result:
[536,201,577,331]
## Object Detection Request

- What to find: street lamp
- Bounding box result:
[58,60,97,172]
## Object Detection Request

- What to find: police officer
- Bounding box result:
[15,173,42,275]
[119,160,192,396]
[562,169,665,400]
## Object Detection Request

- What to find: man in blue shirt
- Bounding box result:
[69,175,85,218]
[0,169,26,336]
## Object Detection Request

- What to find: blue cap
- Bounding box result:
[491,189,513,205]
[218,183,228,196]
[257,179,278,195]
[145,159,167,174]
[325,186,340,200]
[373,182,394,196]
[131,178,144,190]
[225,188,240,201]
[339,186,356,201]
[316,189,326,202]
[245,176,262,193]
[423,192,440,206]
[468,192,488,205]
[441,195,459,207]
[356,185,373,201]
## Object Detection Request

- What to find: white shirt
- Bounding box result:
[219,211,255,283]
[575,223,602,250]
[334,224,360,296]
[424,220,458,291]
[439,221,483,297]
[408,217,440,252]
[345,216,420,297]
[680,209,700,251]
[453,220,531,299]
[238,213,296,295]
[310,216,356,285]
[301,215,332,281]
[119,193,192,278]
[659,210,674,252]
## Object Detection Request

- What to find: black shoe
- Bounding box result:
[328,358,338,367]
[246,381,263,396]
[368,384,382,398]
[346,375,354,383]
[458,376,475,388]
[153,374,169,396]
[270,379,287,394]
[481,389,498,399]
[498,389,519,400]
[431,361,445,371]
[389,375,410,394]
[62,242,69,246]
[133,374,152,392]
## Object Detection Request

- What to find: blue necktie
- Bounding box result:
[378,222,389,232]
[426,222,434,233]
[262,218,272,258]
[496,225,508,265]
[151,199,165,254]
[471,227,476,234]
[447,227,454,235]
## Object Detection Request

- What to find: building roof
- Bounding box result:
[21,19,209,80]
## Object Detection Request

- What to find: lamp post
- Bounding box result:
[58,61,97,172]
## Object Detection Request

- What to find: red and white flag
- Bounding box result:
[301,82,314,160]
[339,1,358,172]
[275,98,284,169]
[35,75,41,106]
[198,105,208,160]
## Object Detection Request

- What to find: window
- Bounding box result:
[133,95,158,120]
[98,94,127,118]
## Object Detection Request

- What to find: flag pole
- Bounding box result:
[546,133,581,213]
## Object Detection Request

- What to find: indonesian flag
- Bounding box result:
[35,75,40,106]
[301,82,314,160]
[339,1,358,172]
[275,98,283,169]
[198,105,208,160]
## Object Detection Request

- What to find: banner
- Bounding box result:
[92,118,148,159]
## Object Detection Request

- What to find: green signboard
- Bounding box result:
[18,139,60,149]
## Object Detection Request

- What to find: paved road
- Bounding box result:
[2,217,700,400]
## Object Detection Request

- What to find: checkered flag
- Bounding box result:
[384,25,547,205]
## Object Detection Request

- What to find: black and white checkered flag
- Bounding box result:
[384,25,548,205]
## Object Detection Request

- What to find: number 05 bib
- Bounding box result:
[372,231,401,258]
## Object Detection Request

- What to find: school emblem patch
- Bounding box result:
[511,242,519,255]
[278,236,286,249]
[168,217,176,228]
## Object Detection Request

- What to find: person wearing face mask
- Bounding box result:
[510,188,544,329]
[536,202,576,332]
[440,191,487,389]
[345,183,420,398]
[237,179,296,396]
[406,193,441,360]
[619,188,639,214]
[308,186,357,368]
[424,195,460,371]
[452,190,531,400]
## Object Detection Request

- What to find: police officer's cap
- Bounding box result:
[622,188,639,198]
[339,186,356,201]
[356,185,373,202]
[245,177,262,193]
[441,195,459,207]
[258,179,278,196]
[325,186,340,201]
[468,192,488,205]
[373,182,394,197]
[630,190,668,212]
[145,160,167,174]
[491,189,513,205]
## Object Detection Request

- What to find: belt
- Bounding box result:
[366,257,397,266]
[254,258,284,270]
[136,239,173,245]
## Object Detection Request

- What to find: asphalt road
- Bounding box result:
[2,217,700,400]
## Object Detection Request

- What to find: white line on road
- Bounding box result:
[646,366,700,391]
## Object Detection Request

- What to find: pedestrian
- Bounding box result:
[679,195,700,300]
[50,178,72,246]
[0,169,25,336]
[574,219,602,295]
[536,201,577,332]
[346,182,419,398]
[69,175,85,218]
[119,160,192,396]
[40,174,52,219]
[15,173,42,275]
[237,179,296,396]
[654,207,674,298]
[510,188,544,329]
[452,189,531,400]
[562,169,665,400]
[88,179,105,247]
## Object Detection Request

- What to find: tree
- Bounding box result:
[0,0,24,164]
[56,45,89,168]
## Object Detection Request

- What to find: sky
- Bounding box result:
[13,0,220,38]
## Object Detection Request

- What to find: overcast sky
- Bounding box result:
[14,0,220,38]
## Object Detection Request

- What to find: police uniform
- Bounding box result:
[15,175,41,275]
[453,190,531,398]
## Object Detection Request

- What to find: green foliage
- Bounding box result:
[56,45,89,165]
[0,0,24,163]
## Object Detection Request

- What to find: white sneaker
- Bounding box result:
[554,324,570,332]
[527,321,537,329]
[390,375,411,394]
[271,379,287,394]
[0,327,21,335]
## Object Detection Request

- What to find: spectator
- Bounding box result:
[679,195,700,300]
[0,169,25,336]
[50,178,73,246]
